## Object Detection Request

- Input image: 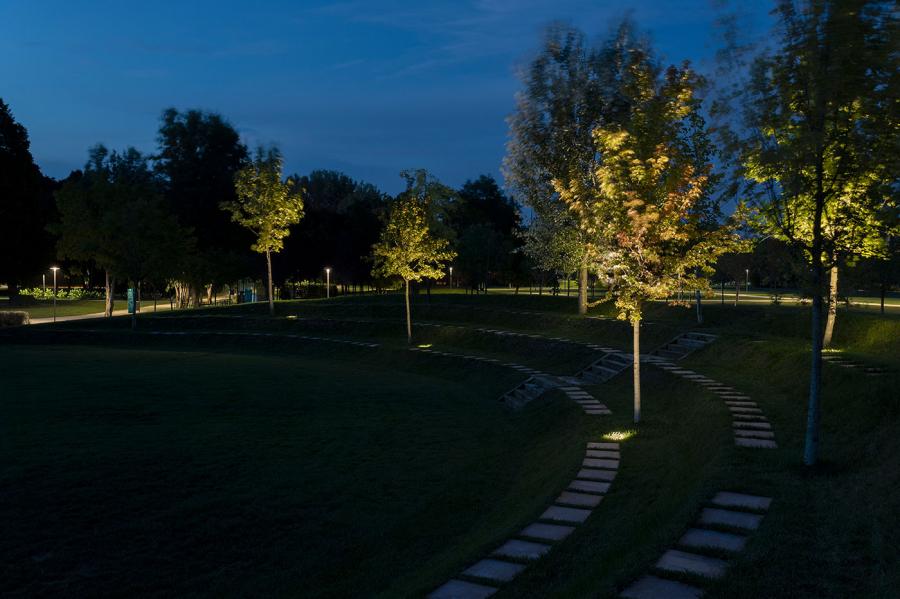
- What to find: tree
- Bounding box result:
[556,51,736,423]
[55,146,191,318]
[506,23,638,314]
[730,0,897,465]
[155,108,250,306]
[0,98,56,298]
[222,147,304,315]
[371,179,455,342]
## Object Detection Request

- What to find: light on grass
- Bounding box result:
[417,343,433,348]
[603,430,636,442]
[286,315,297,320]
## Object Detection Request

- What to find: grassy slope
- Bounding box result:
[0,299,108,319]
[0,343,584,598]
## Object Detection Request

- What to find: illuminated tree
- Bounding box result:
[222,147,304,316]
[506,23,640,314]
[372,190,455,343]
[732,0,897,464]
[556,53,736,423]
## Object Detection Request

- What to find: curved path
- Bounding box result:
[429,441,621,598]
[620,492,773,598]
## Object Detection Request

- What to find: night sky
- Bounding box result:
[2,1,771,194]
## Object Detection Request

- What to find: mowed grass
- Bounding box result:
[0,342,585,597]
[0,299,108,320]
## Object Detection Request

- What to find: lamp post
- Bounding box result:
[42,274,46,293]
[325,267,331,299]
[449,266,453,289]
[50,266,60,323]
[745,268,750,292]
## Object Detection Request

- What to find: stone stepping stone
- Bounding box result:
[560,387,581,391]
[587,442,620,449]
[462,559,526,583]
[429,579,497,599]
[540,505,592,523]
[732,413,768,421]
[620,575,703,599]
[492,539,551,561]
[712,491,772,511]
[577,468,616,482]
[736,438,778,449]
[656,549,728,579]
[556,491,603,508]
[729,406,763,414]
[583,458,619,469]
[585,409,612,415]
[679,528,748,552]
[569,480,610,494]
[575,400,603,406]
[733,421,772,430]
[734,429,775,439]
[725,401,758,407]
[586,449,620,459]
[699,507,764,530]
[519,522,575,542]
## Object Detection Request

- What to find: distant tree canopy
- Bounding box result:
[0,98,56,297]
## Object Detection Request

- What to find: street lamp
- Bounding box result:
[325,267,331,299]
[50,266,60,323]
[745,268,750,291]
[449,266,453,289]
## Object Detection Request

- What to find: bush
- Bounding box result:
[18,287,102,301]
[0,311,30,327]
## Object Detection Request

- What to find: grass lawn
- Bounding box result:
[3,292,899,597]
[0,299,108,320]
[0,341,586,597]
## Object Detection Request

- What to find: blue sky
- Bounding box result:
[1,0,771,194]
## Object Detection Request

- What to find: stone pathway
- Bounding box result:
[559,386,612,416]
[822,352,887,377]
[620,491,772,599]
[646,357,778,449]
[429,441,621,598]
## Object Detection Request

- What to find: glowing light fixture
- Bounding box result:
[602,430,636,442]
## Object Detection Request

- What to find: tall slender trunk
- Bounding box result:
[822,264,838,347]
[404,279,412,343]
[578,257,588,315]
[734,280,740,306]
[105,271,115,317]
[881,283,886,315]
[695,290,703,324]
[721,280,725,305]
[632,317,641,424]
[804,157,827,467]
[266,250,274,316]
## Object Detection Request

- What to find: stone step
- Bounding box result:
[732,413,769,421]
[577,468,617,482]
[540,505,592,523]
[462,559,526,583]
[583,458,619,469]
[587,442,620,450]
[699,507,764,530]
[733,421,772,430]
[585,409,612,415]
[519,522,575,542]
[620,575,703,599]
[725,401,758,407]
[735,437,778,449]
[568,480,610,494]
[429,579,497,599]
[491,539,551,561]
[556,491,603,508]
[655,549,728,579]
[711,492,772,511]
[734,429,775,439]
[586,450,621,459]
[678,528,748,552]
[729,406,763,414]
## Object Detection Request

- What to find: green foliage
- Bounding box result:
[556,52,738,322]
[18,287,102,301]
[222,146,304,255]
[371,188,455,285]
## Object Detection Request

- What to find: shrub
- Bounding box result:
[0,311,30,327]
[18,287,102,301]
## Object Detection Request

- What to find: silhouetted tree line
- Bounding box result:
[0,102,530,305]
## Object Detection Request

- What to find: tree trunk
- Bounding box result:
[734,280,740,306]
[266,250,274,316]
[404,279,412,343]
[105,271,115,317]
[721,280,725,305]
[632,317,641,424]
[822,264,838,347]
[880,283,886,315]
[804,157,827,467]
[578,259,588,315]
[695,290,703,324]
